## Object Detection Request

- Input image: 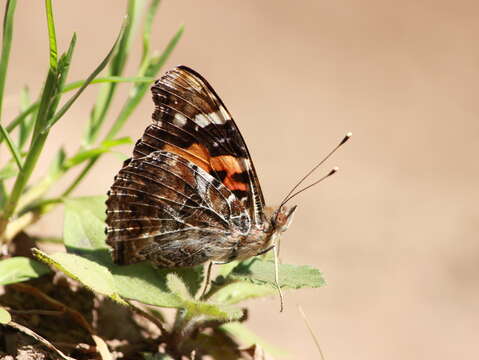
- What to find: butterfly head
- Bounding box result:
[270,205,297,234]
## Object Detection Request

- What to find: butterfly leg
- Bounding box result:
[200,262,214,299]
[256,245,275,256]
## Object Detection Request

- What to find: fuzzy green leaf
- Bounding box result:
[0,257,50,285]
[229,258,326,289]
[166,273,191,299]
[32,249,125,304]
[173,265,204,298]
[63,196,108,250]
[209,282,277,305]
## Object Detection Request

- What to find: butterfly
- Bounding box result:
[105,66,350,309]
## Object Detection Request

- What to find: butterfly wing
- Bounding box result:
[106,150,250,267]
[133,66,265,224]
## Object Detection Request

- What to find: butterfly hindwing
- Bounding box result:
[133,66,265,224]
[105,150,251,267]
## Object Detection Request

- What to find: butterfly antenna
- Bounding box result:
[280,132,352,208]
[273,241,285,312]
[282,166,338,205]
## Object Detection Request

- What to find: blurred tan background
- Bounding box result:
[4,0,479,358]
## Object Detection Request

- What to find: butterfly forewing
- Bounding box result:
[133,66,265,224]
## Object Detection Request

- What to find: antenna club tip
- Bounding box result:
[339,132,352,145]
[329,166,339,175]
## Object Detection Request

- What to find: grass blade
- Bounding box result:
[0,123,22,169]
[0,0,17,125]
[298,305,326,360]
[44,0,58,69]
[140,0,161,72]
[49,33,77,113]
[43,20,127,133]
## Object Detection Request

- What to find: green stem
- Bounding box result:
[0,0,16,125]
[61,157,98,197]
[0,132,48,239]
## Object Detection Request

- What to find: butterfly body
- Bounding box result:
[105,66,296,268]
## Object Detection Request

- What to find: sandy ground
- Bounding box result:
[3,1,478,358]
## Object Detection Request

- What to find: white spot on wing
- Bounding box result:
[173,113,187,127]
[195,113,210,127]
[208,111,224,125]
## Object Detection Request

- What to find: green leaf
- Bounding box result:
[0,307,11,324]
[0,256,50,285]
[63,196,108,250]
[216,260,240,279]
[32,249,125,304]
[166,273,191,299]
[229,258,326,289]
[209,282,276,305]
[173,265,204,298]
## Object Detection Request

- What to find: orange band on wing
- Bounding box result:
[163,143,211,173]
[163,144,248,192]
[211,155,248,192]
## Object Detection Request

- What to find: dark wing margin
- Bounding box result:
[132,65,265,224]
[105,150,251,267]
